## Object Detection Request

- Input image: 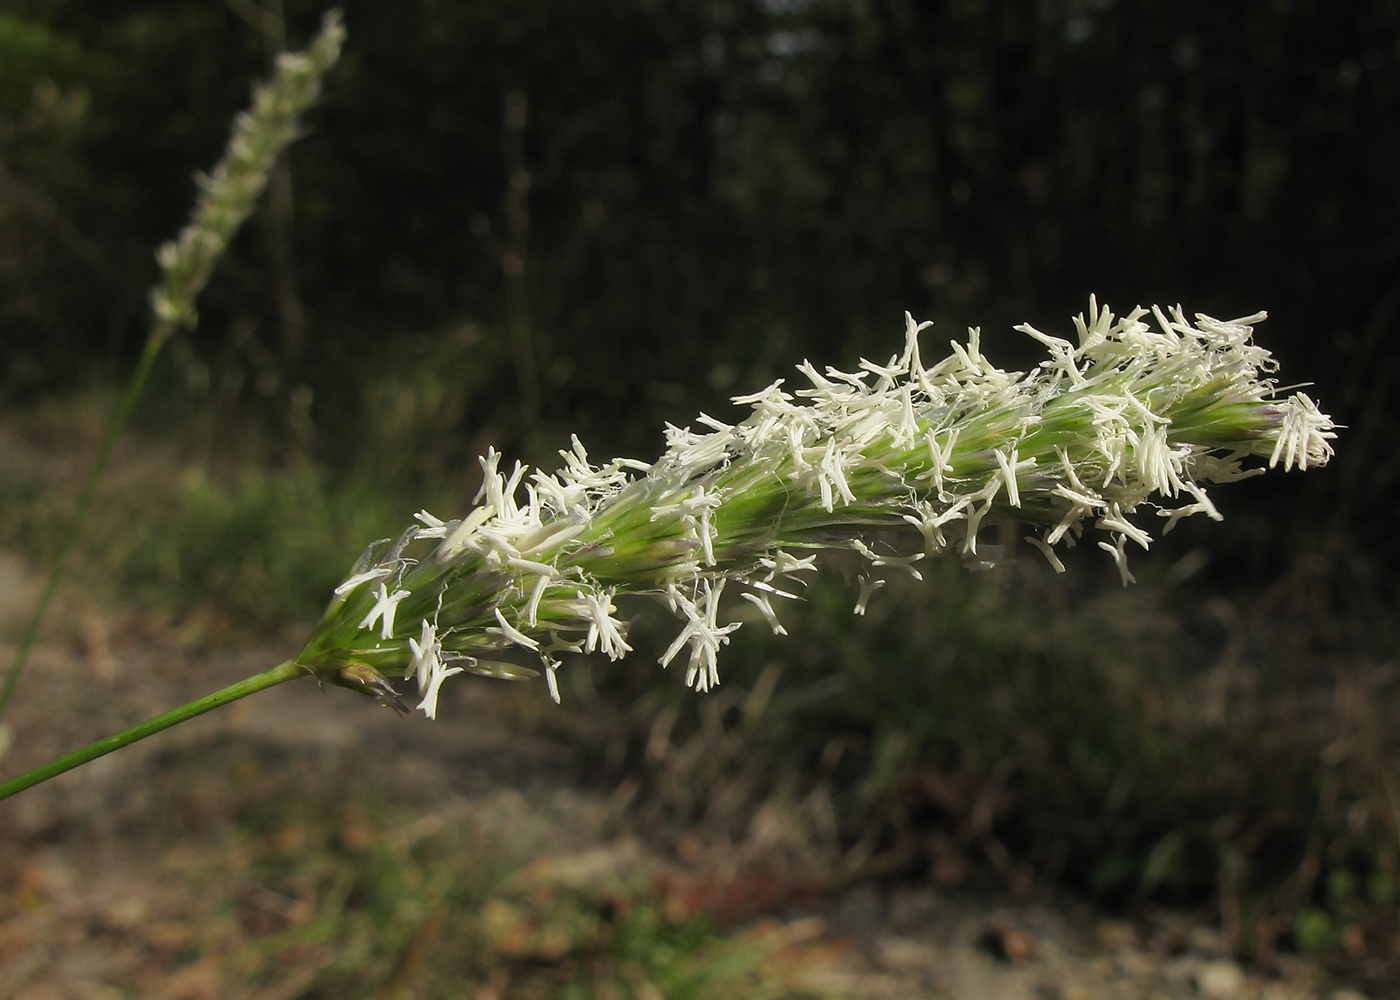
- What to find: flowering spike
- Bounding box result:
[296,300,1336,717]
[148,11,344,342]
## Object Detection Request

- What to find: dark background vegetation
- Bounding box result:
[3,0,1399,988]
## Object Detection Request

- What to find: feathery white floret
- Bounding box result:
[304,299,1335,718]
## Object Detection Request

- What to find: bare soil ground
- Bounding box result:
[0,550,1370,999]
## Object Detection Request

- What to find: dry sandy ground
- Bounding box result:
[0,551,1371,1000]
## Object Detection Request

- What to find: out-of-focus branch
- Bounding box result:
[503,89,539,429]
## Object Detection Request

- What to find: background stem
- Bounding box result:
[0,326,172,725]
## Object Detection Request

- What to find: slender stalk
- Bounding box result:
[0,11,344,728]
[0,660,306,802]
[0,330,171,724]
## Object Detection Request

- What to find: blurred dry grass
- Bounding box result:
[0,552,835,999]
[1,393,1396,997]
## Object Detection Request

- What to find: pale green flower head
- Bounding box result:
[149,10,345,337]
[298,298,1335,715]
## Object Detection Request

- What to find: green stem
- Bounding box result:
[1,13,344,728]
[0,659,305,802]
[0,322,174,726]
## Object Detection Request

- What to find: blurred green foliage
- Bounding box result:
[2,1,1396,566]
[2,0,1399,987]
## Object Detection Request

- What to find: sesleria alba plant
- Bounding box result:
[301,301,1335,719]
[0,297,1335,800]
[0,8,1337,800]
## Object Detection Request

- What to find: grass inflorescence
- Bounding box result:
[298,299,1333,720]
